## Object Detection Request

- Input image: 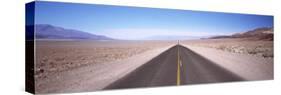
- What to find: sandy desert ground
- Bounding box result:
[35,40,176,80]
[35,40,175,93]
[182,38,273,58]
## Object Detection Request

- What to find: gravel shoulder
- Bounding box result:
[183,44,273,81]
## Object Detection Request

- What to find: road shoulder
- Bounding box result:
[182,45,273,81]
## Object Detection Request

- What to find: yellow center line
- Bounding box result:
[177,46,181,85]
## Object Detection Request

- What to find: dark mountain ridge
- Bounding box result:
[209,27,273,41]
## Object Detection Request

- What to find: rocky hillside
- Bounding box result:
[210,27,273,41]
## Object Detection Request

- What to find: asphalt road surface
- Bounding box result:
[105,44,244,90]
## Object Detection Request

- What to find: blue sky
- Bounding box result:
[35,1,273,40]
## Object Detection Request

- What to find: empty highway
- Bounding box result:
[105,44,244,90]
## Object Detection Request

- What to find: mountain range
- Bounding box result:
[28,25,273,41]
[33,24,113,40]
[144,35,201,40]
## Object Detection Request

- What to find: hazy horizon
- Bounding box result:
[34,1,273,40]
